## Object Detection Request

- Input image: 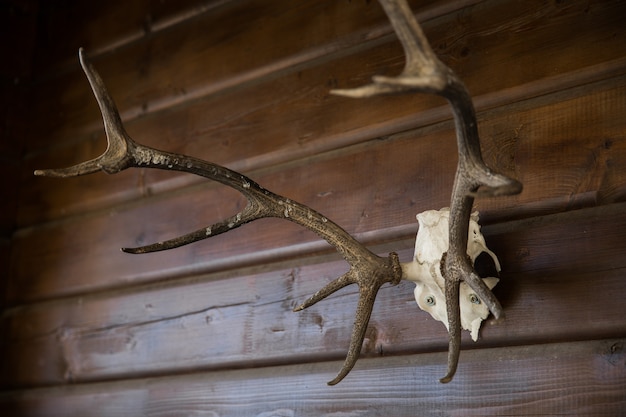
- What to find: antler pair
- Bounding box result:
[36,0,521,385]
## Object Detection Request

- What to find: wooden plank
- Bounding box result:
[3,204,626,386]
[0,1,38,236]
[0,82,22,236]
[10,75,626,302]
[1,339,624,416]
[33,0,236,74]
[0,163,18,237]
[25,0,445,152]
[0,0,38,82]
[20,0,626,226]
[0,239,10,305]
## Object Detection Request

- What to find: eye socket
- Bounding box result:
[469,294,481,304]
[425,295,436,306]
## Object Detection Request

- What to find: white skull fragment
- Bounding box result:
[402,208,500,341]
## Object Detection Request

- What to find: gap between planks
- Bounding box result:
[0,337,623,416]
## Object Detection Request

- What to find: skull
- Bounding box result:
[402,208,500,341]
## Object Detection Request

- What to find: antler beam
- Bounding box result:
[333,0,522,382]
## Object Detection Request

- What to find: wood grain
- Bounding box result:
[1,339,624,416]
[25,0,442,152]
[33,0,236,73]
[10,77,626,303]
[4,203,626,387]
[20,0,626,227]
[0,0,37,238]
[5,0,626,414]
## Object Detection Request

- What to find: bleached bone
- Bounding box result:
[402,209,500,342]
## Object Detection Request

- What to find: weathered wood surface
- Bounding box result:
[25,0,442,152]
[4,203,626,387]
[0,1,38,238]
[4,0,626,415]
[33,0,237,72]
[19,0,626,226]
[10,76,626,302]
[1,339,624,416]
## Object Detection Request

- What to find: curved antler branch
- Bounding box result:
[294,253,401,385]
[333,0,522,383]
[35,48,403,385]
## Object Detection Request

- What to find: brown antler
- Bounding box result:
[332,0,522,383]
[35,48,403,386]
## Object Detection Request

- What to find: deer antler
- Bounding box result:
[332,0,522,383]
[35,48,403,386]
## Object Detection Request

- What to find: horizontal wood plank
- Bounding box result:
[33,0,236,74]
[10,76,626,302]
[1,339,624,416]
[3,203,626,387]
[26,0,443,152]
[20,0,626,226]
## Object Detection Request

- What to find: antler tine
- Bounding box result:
[333,0,522,383]
[328,282,380,386]
[35,48,405,385]
[34,48,134,178]
[331,0,446,99]
[294,253,401,385]
[439,273,461,383]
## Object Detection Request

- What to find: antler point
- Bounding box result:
[327,377,342,386]
[439,375,453,384]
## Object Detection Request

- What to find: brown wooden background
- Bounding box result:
[2,0,626,415]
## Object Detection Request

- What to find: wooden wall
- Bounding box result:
[2,0,626,415]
